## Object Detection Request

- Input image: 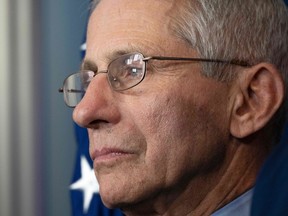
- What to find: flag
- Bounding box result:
[70,124,123,216]
[69,37,123,215]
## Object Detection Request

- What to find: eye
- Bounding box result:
[108,53,145,90]
[122,54,144,78]
[121,63,143,79]
[109,62,143,90]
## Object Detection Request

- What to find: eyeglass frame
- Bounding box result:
[59,52,251,107]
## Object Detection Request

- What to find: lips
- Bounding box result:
[91,148,133,162]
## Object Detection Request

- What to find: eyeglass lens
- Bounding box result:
[63,53,146,107]
[107,53,146,90]
[63,71,94,107]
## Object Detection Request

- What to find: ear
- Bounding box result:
[230,63,284,138]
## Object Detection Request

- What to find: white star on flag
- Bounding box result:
[80,43,86,51]
[70,156,99,213]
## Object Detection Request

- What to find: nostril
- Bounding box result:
[89,119,109,127]
[91,119,109,124]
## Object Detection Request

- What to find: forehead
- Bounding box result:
[86,0,192,60]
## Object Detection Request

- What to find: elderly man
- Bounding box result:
[60,0,288,215]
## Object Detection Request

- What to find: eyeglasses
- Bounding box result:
[59,52,251,107]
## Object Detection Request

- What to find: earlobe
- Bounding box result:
[230,63,284,139]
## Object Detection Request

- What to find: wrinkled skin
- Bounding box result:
[72,0,271,215]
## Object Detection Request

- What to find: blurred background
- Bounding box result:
[0,0,90,215]
[1,1,288,216]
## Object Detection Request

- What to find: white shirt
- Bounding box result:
[211,189,253,216]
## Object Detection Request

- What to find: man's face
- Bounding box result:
[73,0,233,210]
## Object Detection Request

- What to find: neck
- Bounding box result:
[190,142,269,216]
[122,140,271,216]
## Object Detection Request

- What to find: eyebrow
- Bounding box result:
[81,59,97,71]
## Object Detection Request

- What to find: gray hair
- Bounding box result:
[172,0,288,80]
[91,0,288,85]
[171,0,288,142]
[90,0,288,142]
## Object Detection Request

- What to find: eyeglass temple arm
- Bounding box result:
[143,56,251,67]
[58,88,85,93]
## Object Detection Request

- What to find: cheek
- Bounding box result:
[131,88,229,179]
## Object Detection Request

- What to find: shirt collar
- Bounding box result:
[211,189,254,216]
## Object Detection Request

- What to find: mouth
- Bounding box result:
[91,148,135,164]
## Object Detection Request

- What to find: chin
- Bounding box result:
[96,174,125,208]
[100,189,157,216]
[99,190,140,211]
[98,175,160,211]
[99,182,141,209]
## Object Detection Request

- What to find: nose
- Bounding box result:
[73,74,121,128]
